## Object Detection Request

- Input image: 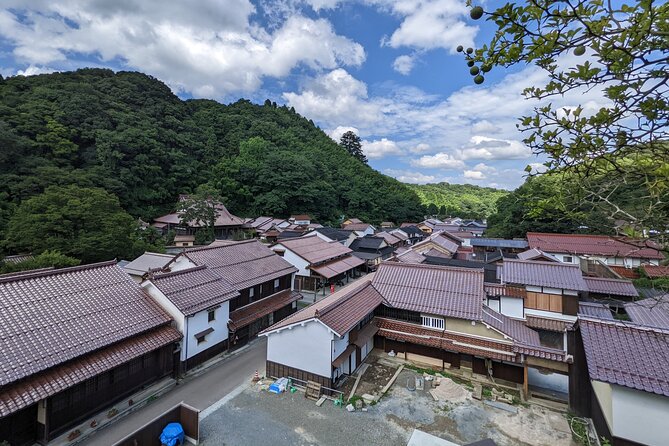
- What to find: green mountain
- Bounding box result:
[0,69,426,255]
[408,183,508,219]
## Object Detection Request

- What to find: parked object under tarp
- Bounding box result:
[160,422,185,446]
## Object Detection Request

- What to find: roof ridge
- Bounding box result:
[379,261,484,275]
[315,279,374,318]
[506,258,580,267]
[579,315,669,334]
[149,264,208,280]
[0,260,117,284]
[186,239,257,253]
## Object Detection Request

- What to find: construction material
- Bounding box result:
[381,364,404,395]
[484,400,518,414]
[269,378,289,394]
[315,396,326,407]
[346,403,355,412]
[428,377,468,403]
[415,377,424,390]
[305,380,322,401]
[473,384,483,400]
[361,394,375,404]
[347,363,369,401]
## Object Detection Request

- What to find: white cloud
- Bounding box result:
[411,152,465,170]
[304,0,343,10]
[471,120,502,134]
[329,126,359,142]
[463,170,485,180]
[410,143,433,153]
[0,3,365,98]
[362,138,403,159]
[463,162,496,180]
[16,65,56,76]
[392,54,414,75]
[382,0,477,54]
[385,169,437,184]
[457,136,532,161]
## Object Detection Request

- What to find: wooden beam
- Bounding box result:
[523,363,529,399]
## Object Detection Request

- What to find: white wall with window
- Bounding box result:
[421,315,445,330]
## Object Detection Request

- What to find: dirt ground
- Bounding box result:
[199,362,578,446]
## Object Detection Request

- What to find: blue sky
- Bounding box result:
[0,0,599,190]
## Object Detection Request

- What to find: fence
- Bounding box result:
[113,402,199,446]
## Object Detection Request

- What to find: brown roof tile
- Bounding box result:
[527,232,664,260]
[275,236,354,265]
[580,317,669,396]
[183,240,297,290]
[372,263,484,320]
[583,276,638,297]
[0,325,181,417]
[525,316,574,332]
[149,266,239,316]
[501,259,587,291]
[412,232,460,254]
[310,256,365,279]
[0,261,173,387]
[481,307,541,346]
[642,265,669,279]
[229,290,302,330]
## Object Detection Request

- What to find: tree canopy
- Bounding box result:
[464,0,669,240]
[0,69,427,262]
[408,182,508,220]
[339,131,367,164]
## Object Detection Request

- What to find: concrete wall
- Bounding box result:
[266,320,333,378]
[445,318,507,341]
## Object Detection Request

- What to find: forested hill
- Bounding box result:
[0,69,425,245]
[408,183,508,219]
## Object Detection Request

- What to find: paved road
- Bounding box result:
[82,338,267,445]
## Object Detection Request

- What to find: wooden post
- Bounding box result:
[523,363,529,399]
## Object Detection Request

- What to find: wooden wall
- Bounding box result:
[113,403,199,446]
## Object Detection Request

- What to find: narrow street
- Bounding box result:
[82,338,267,445]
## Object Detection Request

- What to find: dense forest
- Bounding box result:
[408,183,508,220]
[0,69,429,264]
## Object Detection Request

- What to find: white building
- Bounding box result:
[143,265,239,371]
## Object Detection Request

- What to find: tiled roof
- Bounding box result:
[578,302,614,319]
[470,238,528,249]
[275,236,354,265]
[516,248,560,262]
[184,240,297,290]
[314,227,353,242]
[481,307,540,346]
[372,263,484,320]
[527,232,664,260]
[580,317,669,396]
[154,200,244,227]
[310,256,365,279]
[376,231,402,246]
[346,218,363,224]
[0,261,173,387]
[412,232,459,255]
[525,316,574,332]
[291,214,311,220]
[395,249,426,264]
[0,325,180,417]
[350,236,386,251]
[123,251,175,276]
[583,276,638,297]
[149,266,239,316]
[624,295,669,329]
[261,276,382,336]
[501,259,587,291]
[2,254,33,264]
[342,223,374,231]
[389,230,408,241]
[229,290,302,331]
[642,265,669,279]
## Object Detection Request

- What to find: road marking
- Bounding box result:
[200,382,251,420]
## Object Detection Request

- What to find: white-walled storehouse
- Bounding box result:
[143,265,239,372]
[261,277,382,388]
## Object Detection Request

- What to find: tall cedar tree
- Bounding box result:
[339,131,367,164]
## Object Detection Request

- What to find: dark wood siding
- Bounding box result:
[46,344,174,440]
[562,294,579,316]
[492,362,524,384]
[266,361,332,393]
[0,404,37,446]
[115,403,199,446]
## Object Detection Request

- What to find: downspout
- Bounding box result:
[183,315,190,375]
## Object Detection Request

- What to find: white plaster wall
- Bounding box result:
[272,245,311,277]
[486,298,501,312]
[499,296,524,318]
[183,303,229,362]
[332,332,349,360]
[524,309,577,322]
[266,321,333,378]
[142,281,186,333]
[171,255,197,272]
[611,384,669,446]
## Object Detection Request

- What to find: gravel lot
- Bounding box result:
[200,368,577,446]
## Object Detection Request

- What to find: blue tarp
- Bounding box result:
[160,422,184,446]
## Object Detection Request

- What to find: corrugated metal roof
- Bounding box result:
[501,259,587,291]
[149,266,239,316]
[0,261,173,387]
[583,276,638,297]
[123,251,175,276]
[527,232,664,259]
[372,263,484,320]
[578,302,614,319]
[624,295,669,329]
[580,317,669,396]
[470,238,528,249]
[184,239,297,290]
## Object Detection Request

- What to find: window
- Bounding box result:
[274,278,280,289]
[208,309,216,322]
[249,288,255,298]
[421,315,445,330]
[563,256,573,263]
[275,250,285,257]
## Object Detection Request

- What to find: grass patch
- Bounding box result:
[348,395,363,405]
[567,412,590,446]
